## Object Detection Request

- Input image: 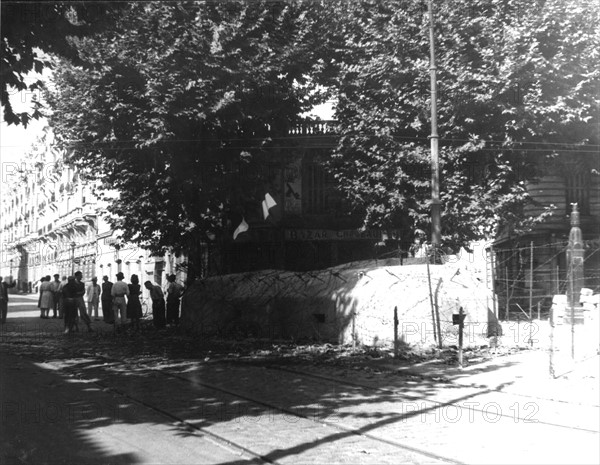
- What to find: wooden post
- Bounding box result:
[458,307,464,368]
[505,266,510,321]
[570,263,575,359]
[485,249,489,311]
[393,306,399,359]
[529,241,533,320]
[434,278,443,350]
[490,246,497,318]
[352,311,356,352]
[537,301,541,320]
[551,233,559,295]
[426,259,438,344]
[549,305,555,378]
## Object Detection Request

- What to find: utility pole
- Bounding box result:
[428,0,441,261]
[529,241,533,320]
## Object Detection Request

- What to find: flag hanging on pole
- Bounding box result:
[233,217,249,240]
[262,193,277,220]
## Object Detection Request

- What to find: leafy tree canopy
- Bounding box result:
[45,0,599,273]
[47,1,335,275]
[323,0,599,251]
[1,1,122,126]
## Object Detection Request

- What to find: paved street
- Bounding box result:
[1,294,599,464]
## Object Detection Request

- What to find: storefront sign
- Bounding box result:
[284,229,401,242]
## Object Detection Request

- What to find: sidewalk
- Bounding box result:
[380,349,600,405]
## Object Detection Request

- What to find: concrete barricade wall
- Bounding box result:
[181,262,499,348]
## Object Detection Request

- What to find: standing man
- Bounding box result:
[74,271,93,332]
[165,274,183,326]
[101,275,114,324]
[144,281,166,329]
[57,276,68,318]
[111,272,129,327]
[0,276,17,324]
[62,276,80,334]
[50,274,61,318]
[86,277,101,321]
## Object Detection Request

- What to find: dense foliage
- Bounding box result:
[325,0,599,250]
[47,1,334,275]
[43,0,599,273]
[1,1,121,126]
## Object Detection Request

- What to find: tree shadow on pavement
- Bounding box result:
[0,352,141,465]
[5,299,593,464]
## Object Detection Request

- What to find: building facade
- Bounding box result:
[0,133,170,294]
[0,133,98,289]
[214,121,404,275]
[489,152,600,317]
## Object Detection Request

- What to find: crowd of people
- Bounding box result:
[35,271,184,334]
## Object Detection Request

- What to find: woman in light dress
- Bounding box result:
[38,275,55,319]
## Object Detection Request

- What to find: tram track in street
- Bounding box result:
[41,352,463,464]
[2,330,598,463]
[92,356,463,464]
[2,320,598,464]
[247,362,600,434]
[56,351,600,461]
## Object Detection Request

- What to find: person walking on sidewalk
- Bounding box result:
[38,276,54,319]
[144,281,166,329]
[50,274,61,318]
[0,276,17,324]
[166,274,183,326]
[101,275,114,324]
[127,274,143,331]
[86,277,101,320]
[74,271,93,332]
[111,272,130,328]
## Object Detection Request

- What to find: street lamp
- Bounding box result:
[70,242,77,275]
[428,0,441,262]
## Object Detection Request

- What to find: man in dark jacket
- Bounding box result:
[144,281,166,329]
[166,274,183,326]
[1,276,17,324]
[62,276,80,333]
[101,275,114,324]
[74,271,93,332]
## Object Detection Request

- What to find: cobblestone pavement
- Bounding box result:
[1,294,599,464]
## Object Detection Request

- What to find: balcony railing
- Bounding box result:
[287,120,337,136]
